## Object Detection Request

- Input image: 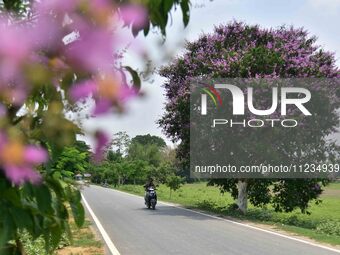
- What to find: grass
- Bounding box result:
[115,181,340,246]
[55,219,104,255]
[69,220,103,249]
[22,218,104,255]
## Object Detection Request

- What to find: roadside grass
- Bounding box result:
[22,219,104,255]
[55,219,104,255]
[67,220,103,249]
[115,181,340,246]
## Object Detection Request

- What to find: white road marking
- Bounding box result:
[111,187,340,254]
[81,193,121,255]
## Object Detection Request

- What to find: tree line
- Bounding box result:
[59,133,184,188]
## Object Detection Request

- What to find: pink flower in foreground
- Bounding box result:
[0,22,32,63]
[0,139,48,185]
[30,15,63,50]
[3,165,42,185]
[70,80,97,101]
[34,0,77,14]
[0,20,32,83]
[118,85,137,102]
[120,4,148,28]
[24,146,49,164]
[70,77,137,115]
[93,130,109,161]
[93,99,112,115]
[64,25,114,72]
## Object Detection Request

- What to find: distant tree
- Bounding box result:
[74,140,91,154]
[74,140,91,161]
[131,134,166,148]
[128,143,163,167]
[107,150,123,162]
[54,147,89,178]
[153,162,174,183]
[89,161,118,185]
[159,21,339,213]
[165,175,185,198]
[111,131,131,155]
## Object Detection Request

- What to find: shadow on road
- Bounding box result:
[134,205,217,221]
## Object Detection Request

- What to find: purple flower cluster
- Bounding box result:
[159,21,339,143]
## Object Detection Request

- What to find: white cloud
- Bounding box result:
[307,0,340,13]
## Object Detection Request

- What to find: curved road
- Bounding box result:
[81,185,340,255]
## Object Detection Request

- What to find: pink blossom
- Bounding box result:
[30,15,63,50]
[0,21,32,82]
[3,165,42,185]
[93,130,109,161]
[64,24,114,72]
[120,4,148,28]
[24,146,48,164]
[0,22,31,63]
[70,80,97,101]
[93,99,112,115]
[118,86,137,102]
[0,135,47,185]
[34,0,77,14]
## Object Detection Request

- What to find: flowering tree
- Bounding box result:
[0,0,190,253]
[159,21,339,213]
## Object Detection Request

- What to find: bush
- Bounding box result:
[316,220,340,236]
[21,231,71,255]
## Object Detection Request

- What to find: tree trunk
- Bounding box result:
[237,180,248,214]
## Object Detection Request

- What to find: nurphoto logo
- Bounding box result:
[200,83,312,128]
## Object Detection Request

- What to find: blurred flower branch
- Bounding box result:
[0,0,191,254]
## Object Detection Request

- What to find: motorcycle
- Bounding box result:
[145,187,157,210]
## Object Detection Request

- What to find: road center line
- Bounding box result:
[81,193,121,255]
[111,187,340,254]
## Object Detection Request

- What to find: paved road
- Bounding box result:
[82,185,340,255]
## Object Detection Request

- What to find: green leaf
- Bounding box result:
[180,0,190,26]
[70,200,85,228]
[69,189,84,227]
[31,215,44,238]
[46,175,64,198]
[34,184,53,214]
[50,225,63,250]
[123,66,141,91]
[9,207,33,230]
[0,211,15,247]
[1,188,20,207]
[163,0,173,14]
[143,21,150,36]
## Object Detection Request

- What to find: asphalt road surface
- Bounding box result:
[81,185,340,255]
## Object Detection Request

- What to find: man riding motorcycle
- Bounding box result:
[144,178,156,191]
[144,178,157,209]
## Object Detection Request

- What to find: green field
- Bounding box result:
[115,182,340,246]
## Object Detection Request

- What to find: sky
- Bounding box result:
[79,0,340,148]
